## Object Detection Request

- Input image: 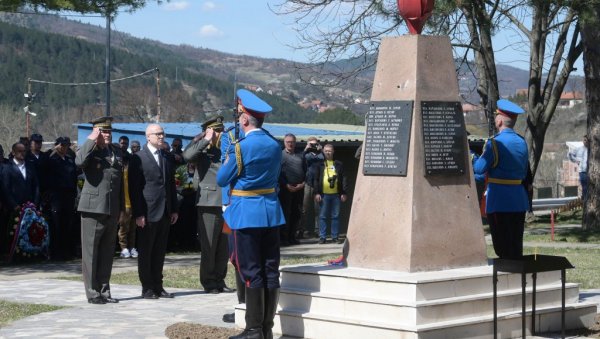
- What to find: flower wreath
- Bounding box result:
[175,164,195,193]
[7,202,50,261]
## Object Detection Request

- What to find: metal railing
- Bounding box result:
[531,197,579,211]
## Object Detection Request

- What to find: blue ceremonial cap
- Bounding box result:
[496,99,525,118]
[237,89,272,118]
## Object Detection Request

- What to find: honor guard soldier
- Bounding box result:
[76,116,124,304]
[217,89,285,339]
[474,99,531,259]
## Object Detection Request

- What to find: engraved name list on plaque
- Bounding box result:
[421,101,467,176]
[363,101,413,176]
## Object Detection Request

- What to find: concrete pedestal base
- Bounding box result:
[235,264,596,338]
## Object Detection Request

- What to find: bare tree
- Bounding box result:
[34,106,80,141]
[276,0,582,181]
[273,1,403,86]
[0,104,28,149]
[580,0,600,229]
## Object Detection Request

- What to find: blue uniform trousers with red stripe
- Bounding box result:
[232,227,281,289]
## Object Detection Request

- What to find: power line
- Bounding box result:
[0,9,104,18]
[28,68,158,86]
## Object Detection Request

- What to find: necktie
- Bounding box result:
[157,150,164,171]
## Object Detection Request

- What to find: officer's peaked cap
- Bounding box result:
[237,89,272,117]
[496,99,525,118]
[89,116,113,130]
[201,115,225,131]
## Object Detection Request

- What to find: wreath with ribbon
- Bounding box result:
[7,202,49,261]
[175,164,195,194]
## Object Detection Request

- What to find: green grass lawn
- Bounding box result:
[60,254,335,291]
[0,300,64,328]
[524,247,600,289]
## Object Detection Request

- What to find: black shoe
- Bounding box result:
[142,290,159,299]
[220,286,236,293]
[222,312,235,323]
[156,289,175,298]
[88,296,105,304]
[102,296,119,303]
[289,239,300,245]
[206,288,220,294]
[229,328,263,339]
[337,238,345,244]
[318,238,326,244]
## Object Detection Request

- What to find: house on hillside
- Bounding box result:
[557,91,583,109]
[514,89,583,109]
[245,85,263,92]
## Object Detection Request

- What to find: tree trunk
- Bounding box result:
[460,0,499,137]
[581,6,600,230]
[522,5,581,179]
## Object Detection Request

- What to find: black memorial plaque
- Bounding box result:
[421,101,467,176]
[363,101,413,176]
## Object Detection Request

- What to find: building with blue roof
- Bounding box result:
[76,122,365,149]
[76,122,365,240]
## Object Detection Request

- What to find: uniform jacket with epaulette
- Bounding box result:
[182,137,222,207]
[216,128,285,229]
[75,139,124,216]
[473,129,529,213]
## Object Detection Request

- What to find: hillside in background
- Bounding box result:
[0,11,586,123]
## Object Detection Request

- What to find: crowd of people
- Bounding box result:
[0,127,351,263]
[0,89,352,338]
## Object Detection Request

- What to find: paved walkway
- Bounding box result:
[1,235,600,338]
[0,240,344,338]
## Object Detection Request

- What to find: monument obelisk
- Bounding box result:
[345,0,487,272]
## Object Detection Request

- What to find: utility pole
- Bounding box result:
[105,8,112,117]
[24,79,36,137]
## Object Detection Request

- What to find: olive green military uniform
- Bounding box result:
[76,120,124,301]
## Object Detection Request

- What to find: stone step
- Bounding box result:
[281,264,564,302]
[279,283,580,326]
[235,302,597,339]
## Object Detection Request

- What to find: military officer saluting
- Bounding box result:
[217,89,285,339]
[183,115,235,294]
[76,116,124,304]
[474,99,530,259]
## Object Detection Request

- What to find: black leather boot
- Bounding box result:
[262,288,280,339]
[229,288,264,339]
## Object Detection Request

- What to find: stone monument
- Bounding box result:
[345,0,487,272]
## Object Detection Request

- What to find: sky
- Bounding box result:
[66,0,583,76]
[71,1,306,61]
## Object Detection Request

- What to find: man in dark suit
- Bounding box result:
[1,142,40,260]
[1,142,40,211]
[26,134,49,208]
[47,137,78,260]
[183,116,234,294]
[76,117,124,305]
[129,123,179,299]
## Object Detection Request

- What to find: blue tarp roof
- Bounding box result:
[76,122,364,149]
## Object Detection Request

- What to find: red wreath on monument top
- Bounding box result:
[397,0,435,35]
